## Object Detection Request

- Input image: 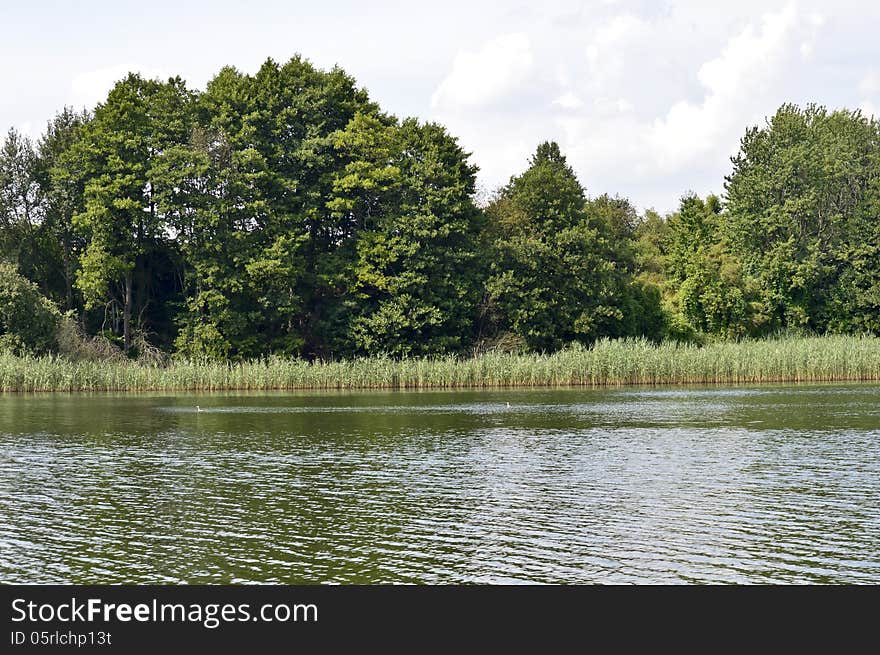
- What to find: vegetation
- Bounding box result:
[1,335,878,392]
[0,262,60,354]
[481,143,661,351]
[2,56,880,387]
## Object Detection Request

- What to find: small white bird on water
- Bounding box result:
[506,401,511,408]
[196,405,204,413]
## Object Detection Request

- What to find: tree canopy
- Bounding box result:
[1,58,878,359]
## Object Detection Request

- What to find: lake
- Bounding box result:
[1,385,878,584]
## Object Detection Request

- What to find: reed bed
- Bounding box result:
[2,335,880,392]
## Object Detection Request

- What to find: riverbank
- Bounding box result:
[2,335,880,392]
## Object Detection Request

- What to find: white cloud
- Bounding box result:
[69,64,168,111]
[647,3,804,169]
[585,13,651,86]
[860,71,880,96]
[431,33,533,109]
[5,0,878,215]
[429,3,838,210]
[553,92,583,109]
[543,2,834,209]
[592,96,634,116]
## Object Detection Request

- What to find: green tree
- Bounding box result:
[585,194,664,340]
[724,104,880,332]
[345,118,484,355]
[663,194,761,338]
[0,261,60,354]
[0,129,44,282]
[71,74,194,351]
[482,142,645,351]
[633,209,669,289]
[168,57,381,358]
[39,108,91,311]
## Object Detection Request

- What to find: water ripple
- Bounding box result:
[1,385,879,583]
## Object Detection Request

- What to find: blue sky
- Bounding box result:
[3,0,878,212]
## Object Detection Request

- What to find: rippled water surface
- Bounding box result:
[1,385,879,583]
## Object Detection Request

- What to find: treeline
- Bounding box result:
[1,56,879,361]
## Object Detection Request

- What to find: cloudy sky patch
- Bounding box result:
[2,0,877,213]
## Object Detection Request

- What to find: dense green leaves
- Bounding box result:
[622,104,880,341]
[347,119,484,356]
[724,104,880,334]
[0,261,60,354]
[2,60,878,360]
[0,129,45,289]
[481,143,659,351]
[69,74,195,351]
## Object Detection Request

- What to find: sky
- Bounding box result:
[3,0,879,213]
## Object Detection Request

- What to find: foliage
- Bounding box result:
[69,74,194,352]
[724,104,880,333]
[482,143,662,351]
[0,261,60,354]
[661,194,763,338]
[2,60,880,364]
[2,335,879,392]
[346,119,485,355]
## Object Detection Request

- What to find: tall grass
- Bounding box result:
[2,335,880,392]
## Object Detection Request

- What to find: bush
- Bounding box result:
[0,261,61,354]
[54,314,126,362]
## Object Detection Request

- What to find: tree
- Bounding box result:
[0,129,44,281]
[168,57,380,358]
[724,104,880,332]
[345,118,485,355]
[633,209,669,289]
[585,194,664,339]
[39,108,91,311]
[71,74,194,351]
[662,193,761,338]
[482,142,646,351]
[0,261,60,355]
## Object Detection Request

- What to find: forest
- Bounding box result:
[2,55,880,364]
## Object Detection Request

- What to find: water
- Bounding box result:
[1,385,878,584]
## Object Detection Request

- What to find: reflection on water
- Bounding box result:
[1,385,878,583]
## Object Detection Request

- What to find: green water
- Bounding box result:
[1,384,878,584]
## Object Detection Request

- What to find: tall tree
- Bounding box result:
[724,104,880,332]
[39,107,91,311]
[72,74,194,351]
[664,194,759,337]
[0,129,44,277]
[344,118,485,355]
[586,194,665,340]
[169,57,381,358]
[482,142,643,351]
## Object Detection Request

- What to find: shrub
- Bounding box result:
[0,261,61,354]
[54,314,126,362]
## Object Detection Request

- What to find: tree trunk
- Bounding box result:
[124,269,133,352]
[63,235,74,311]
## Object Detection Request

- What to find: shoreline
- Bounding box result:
[2,377,880,396]
[4,334,880,393]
